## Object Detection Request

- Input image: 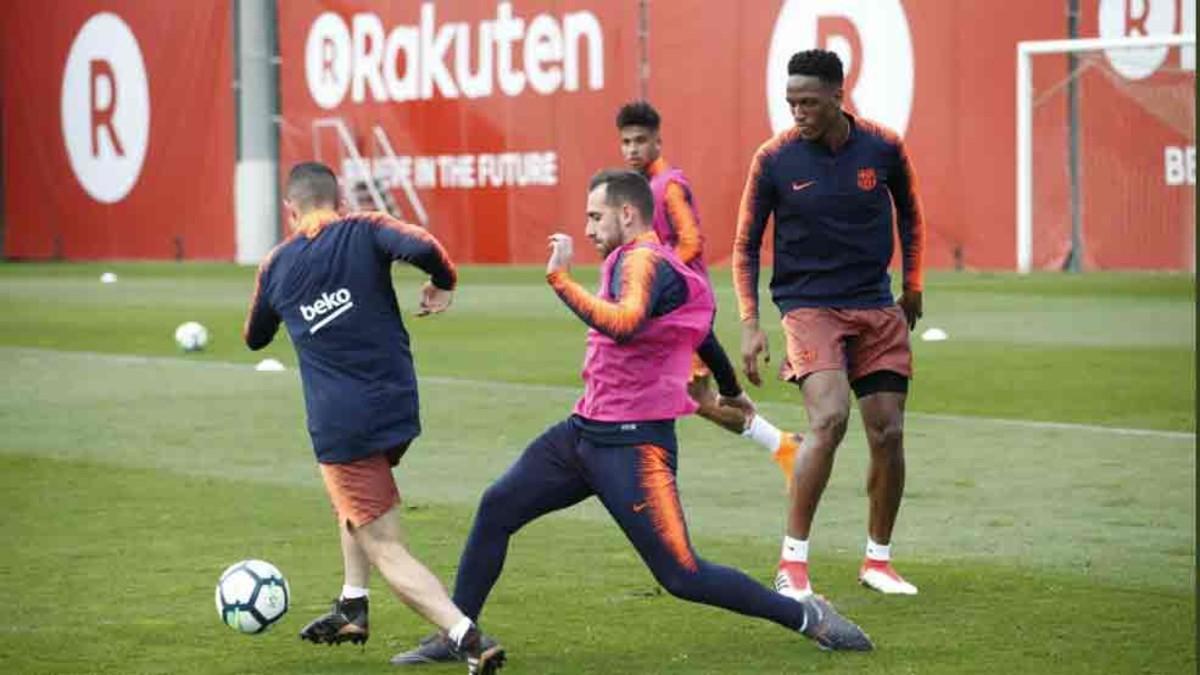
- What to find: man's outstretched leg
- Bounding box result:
[392,420,593,666]
[590,440,872,652]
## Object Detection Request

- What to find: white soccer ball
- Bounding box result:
[215,559,290,634]
[174,321,209,352]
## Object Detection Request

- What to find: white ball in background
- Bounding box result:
[99,272,118,284]
[174,321,210,352]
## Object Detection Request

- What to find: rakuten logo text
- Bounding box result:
[306,2,604,108]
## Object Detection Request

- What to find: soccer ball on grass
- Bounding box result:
[174,321,209,352]
[215,559,290,634]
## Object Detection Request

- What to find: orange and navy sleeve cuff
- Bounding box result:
[547,248,658,342]
[243,242,285,350]
[894,143,926,293]
[662,182,703,265]
[732,145,775,323]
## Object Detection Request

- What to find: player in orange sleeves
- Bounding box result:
[734,51,927,599]
[244,162,504,674]
[616,101,801,483]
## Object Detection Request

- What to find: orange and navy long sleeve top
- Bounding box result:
[546,233,686,344]
[732,113,926,322]
[243,211,456,463]
[646,157,704,266]
[546,232,742,396]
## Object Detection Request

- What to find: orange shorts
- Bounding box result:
[779,305,912,384]
[318,444,408,530]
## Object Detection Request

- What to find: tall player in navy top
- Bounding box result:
[733,50,927,599]
[244,162,504,675]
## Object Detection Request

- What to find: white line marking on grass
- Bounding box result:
[4,346,1194,441]
[905,412,1194,440]
[4,347,253,371]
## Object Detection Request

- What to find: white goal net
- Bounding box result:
[1017,33,1196,272]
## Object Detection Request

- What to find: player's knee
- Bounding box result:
[475,483,522,531]
[866,420,904,452]
[655,568,702,601]
[358,534,407,568]
[808,409,850,443]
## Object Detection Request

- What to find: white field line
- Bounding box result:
[4,346,1194,441]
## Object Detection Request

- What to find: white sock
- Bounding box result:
[447,616,473,646]
[743,414,783,453]
[781,535,808,562]
[340,585,368,600]
[866,538,891,562]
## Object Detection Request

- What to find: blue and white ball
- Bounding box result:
[215,559,290,634]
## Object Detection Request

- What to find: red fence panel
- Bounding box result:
[2,0,236,260]
[277,0,640,264]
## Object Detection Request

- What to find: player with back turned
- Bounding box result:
[243,162,505,675]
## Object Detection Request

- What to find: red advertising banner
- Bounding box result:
[1068,0,1194,269]
[2,0,235,260]
[10,1,1179,267]
[277,0,1192,270]
[276,0,640,264]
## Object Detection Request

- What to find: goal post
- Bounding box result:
[1016,33,1196,273]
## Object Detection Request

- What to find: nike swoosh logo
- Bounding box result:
[632,501,650,513]
[792,180,816,191]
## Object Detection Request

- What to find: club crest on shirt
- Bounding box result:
[858,168,877,191]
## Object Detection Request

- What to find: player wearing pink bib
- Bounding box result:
[391,170,872,667]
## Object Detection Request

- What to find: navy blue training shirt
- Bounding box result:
[732,112,926,321]
[243,210,456,464]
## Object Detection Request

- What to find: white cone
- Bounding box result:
[100,272,118,284]
[920,327,948,342]
[255,358,285,372]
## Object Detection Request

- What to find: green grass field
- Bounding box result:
[0,262,1194,674]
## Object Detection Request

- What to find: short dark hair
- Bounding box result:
[286,162,339,210]
[787,49,844,86]
[588,169,654,223]
[615,100,661,131]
